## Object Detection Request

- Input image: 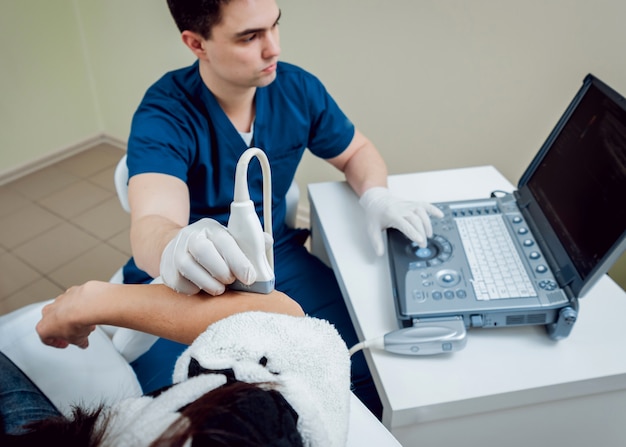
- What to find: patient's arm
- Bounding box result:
[36,281,304,349]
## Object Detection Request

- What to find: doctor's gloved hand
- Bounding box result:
[359,186,444,256]
[159,218,256,296]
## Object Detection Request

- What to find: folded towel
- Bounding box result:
[173,311,352,447]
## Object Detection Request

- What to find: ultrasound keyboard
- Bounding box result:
[386,195,566,327]
[456,215,537,300]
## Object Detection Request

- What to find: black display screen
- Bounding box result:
[526,82,626,281]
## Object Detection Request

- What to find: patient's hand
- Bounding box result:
[36,283,98,349]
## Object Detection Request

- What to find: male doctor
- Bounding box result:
[122,0,442,418]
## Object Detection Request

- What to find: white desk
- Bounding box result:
[308,166,626,447]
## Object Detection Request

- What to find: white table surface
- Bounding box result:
[308,166,626,446]
[347,394,401,446]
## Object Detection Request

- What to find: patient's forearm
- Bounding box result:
[36,281,304,348]
[99,283,303,343]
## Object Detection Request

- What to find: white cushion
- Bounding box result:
[0,301,142,417]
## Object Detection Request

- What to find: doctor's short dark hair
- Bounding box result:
[166,0,231,39]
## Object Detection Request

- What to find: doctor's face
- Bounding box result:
[202,0,282,90]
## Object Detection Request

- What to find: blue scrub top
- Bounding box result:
[124,61,355,283]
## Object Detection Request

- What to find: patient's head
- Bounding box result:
[156,380,302,447]
[4,380,302,447]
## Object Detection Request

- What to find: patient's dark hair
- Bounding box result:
[1,381,303,447]
[0,406,108,447]
[153,381,303,447]
[166,0,231,39]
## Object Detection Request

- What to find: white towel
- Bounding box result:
[100,374,227,446]
[173,311,352,447]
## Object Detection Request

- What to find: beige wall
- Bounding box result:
[75,0,194,139]
[3,1,626,183]
[0,0,100,173]
[279,0,626,187]
[1,1,625,282]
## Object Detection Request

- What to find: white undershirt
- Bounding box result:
[238,120,255,147]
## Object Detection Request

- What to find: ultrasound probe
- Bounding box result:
[227,148,275,294]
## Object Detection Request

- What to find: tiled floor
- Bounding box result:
[0,143,131,315]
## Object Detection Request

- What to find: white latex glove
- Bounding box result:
[160,218,256,295]
[359,186,444,256]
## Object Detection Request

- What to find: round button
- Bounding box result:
[529,251,541,260]
[432,291,443,300]
[518,227,529,235]
[412,290,426,303]
[436,270,461,288]
[408,239,440,261]
[512,216,523,224]
[523,239,534,247]
[536,265,548,274]
[415,247,432,258]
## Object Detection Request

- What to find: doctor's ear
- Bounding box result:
[181,30,208,59]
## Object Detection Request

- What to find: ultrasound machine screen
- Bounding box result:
[525,83,626,282]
